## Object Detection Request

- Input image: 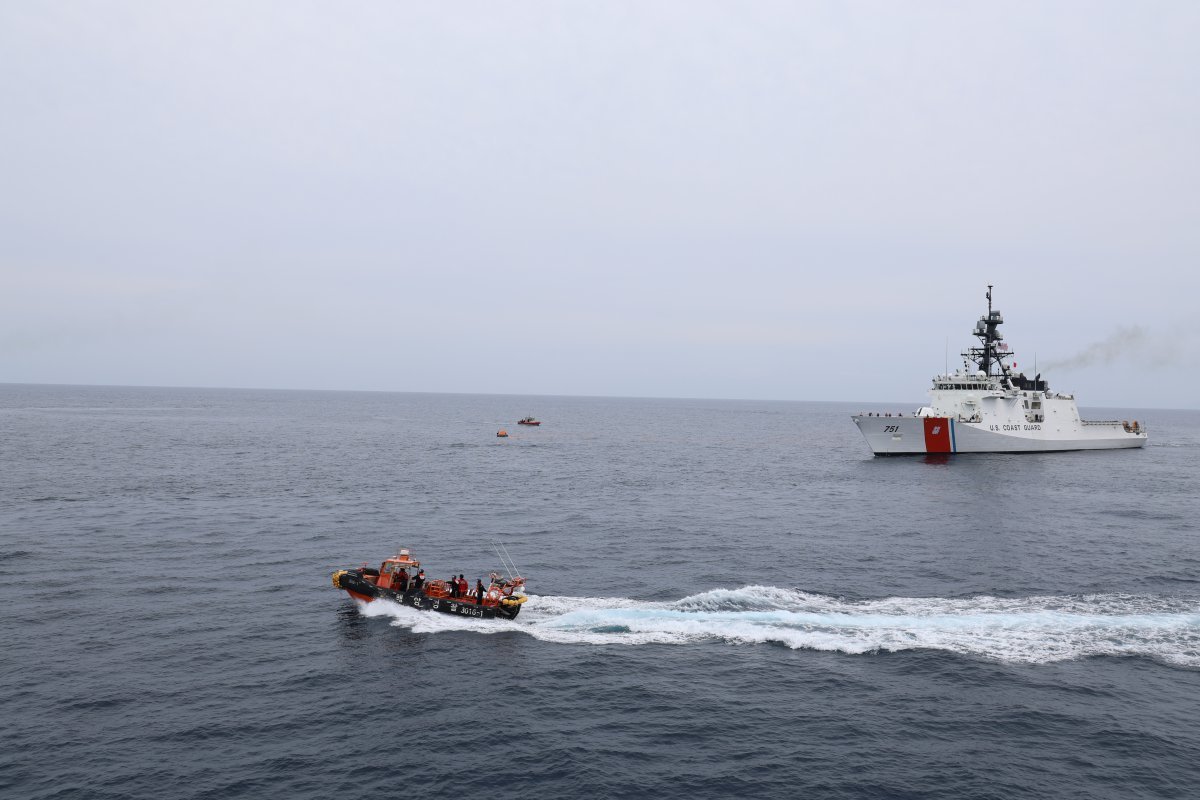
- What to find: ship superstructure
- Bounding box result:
[851,287,1147,455]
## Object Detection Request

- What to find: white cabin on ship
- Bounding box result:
[852,288,1147,455]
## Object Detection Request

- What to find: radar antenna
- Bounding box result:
[963,284,1011,380]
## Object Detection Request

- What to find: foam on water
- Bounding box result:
[359,586,1200,667]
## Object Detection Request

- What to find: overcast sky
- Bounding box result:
[3,2,1198,408]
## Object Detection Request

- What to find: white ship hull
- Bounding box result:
[852,286,1148,456]
[852,414,1147,455]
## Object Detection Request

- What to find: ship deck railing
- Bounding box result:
[1087,419,1147,434]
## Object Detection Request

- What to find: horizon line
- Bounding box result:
[0,380,1192,412]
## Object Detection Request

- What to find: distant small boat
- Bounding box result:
[496,429,509,438]
[518,417,541,426]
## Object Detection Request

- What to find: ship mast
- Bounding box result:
[964,284,1011,380]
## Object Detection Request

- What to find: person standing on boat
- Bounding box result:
[475,579,485,605]
[413,570,425,592]
[396,568,409,592]
[457,575,467,598]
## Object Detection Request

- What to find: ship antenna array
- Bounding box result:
[491,539,523,581]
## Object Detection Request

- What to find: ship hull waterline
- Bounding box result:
[333,571,522,620]
[851,415,1147,455]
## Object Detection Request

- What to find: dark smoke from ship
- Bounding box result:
[1042,325,1186,371]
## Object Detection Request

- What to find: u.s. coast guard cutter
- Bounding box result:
[852,287,1147,455]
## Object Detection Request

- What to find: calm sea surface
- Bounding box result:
[2,384,1199,799]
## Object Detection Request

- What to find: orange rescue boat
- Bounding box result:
[332,548,528,621]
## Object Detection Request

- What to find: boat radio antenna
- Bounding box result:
[491,539,523,581]
[501,542,523,580]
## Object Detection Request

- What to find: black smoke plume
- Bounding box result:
[1041,325,1186,371]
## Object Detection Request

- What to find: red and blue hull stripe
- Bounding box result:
[923,417,956,453]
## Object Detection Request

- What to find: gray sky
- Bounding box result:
[3,1,1198,408]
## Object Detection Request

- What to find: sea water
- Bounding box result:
[2,384,1198,798]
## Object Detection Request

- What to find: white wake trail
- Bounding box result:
[357,586,1200,667]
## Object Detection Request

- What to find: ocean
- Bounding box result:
[2,384,1198,799]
